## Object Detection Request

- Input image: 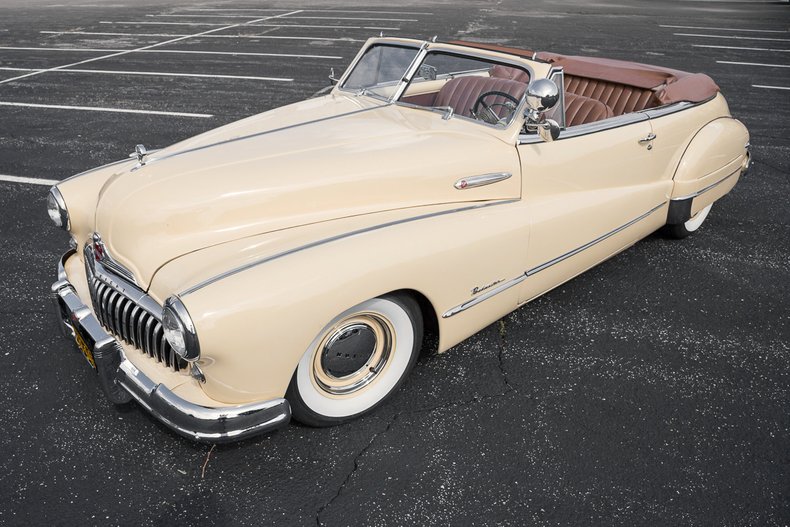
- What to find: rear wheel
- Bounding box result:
[664,203,713,239]
[286,294,422,427]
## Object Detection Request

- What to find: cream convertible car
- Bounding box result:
[49,38,749,442]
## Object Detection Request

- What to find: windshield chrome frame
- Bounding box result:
[335,38,537,131]
[336,41,424,101]
[395,47,536,131]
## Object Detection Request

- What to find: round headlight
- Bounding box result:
[47,187,69,230]
[162,297,200,362]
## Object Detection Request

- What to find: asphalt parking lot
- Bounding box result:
[1,0,788,525]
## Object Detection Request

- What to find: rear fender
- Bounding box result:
[668,117,749,222]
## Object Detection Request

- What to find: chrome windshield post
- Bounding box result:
[389,41,430,103]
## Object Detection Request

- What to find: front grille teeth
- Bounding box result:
[87,276,187,373]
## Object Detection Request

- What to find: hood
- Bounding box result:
[94,94,520,288]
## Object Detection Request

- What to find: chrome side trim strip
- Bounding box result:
[525,201,666,276]
[454,172,511,190]
[519,112,648,144]
[670,170,739,201]
[60,156,136,184]
[180,199,519,297]
[143,106,385,168]
[442,201,667,318]
[442,274,526,318]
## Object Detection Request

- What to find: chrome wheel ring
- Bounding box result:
[311,313,395,396]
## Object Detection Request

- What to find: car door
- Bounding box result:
[515,114,672,304]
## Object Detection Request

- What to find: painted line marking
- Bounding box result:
[718,60,790,68]
[0,46,342,59]
[0,10,303,85]
[660,24,788,33]
[673,33,790,42]
[276,16,418,22]
[148,14,418,22]
[0,66,293,81]
[40,31,364,42]
[692,44,790,52]
[752,84,790,90]
[0,101,213,118]
[99,21,401,30]
[177,8,434,15]
[0,174,59,186]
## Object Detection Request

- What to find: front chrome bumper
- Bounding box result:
[50,250,291,443]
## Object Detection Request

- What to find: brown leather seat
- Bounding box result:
[489,64,531,84]
[565,75,660,116]
[434,76,527,120]
[564,92,614,126]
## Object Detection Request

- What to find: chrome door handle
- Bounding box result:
[638,133,657,145]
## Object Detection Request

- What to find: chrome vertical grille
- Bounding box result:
[87,276,187,372]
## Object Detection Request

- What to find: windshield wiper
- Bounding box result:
[355,87,389,103]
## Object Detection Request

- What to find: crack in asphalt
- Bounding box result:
[313,386,521,525]
[497,318,516,392]
[315,328,520,524]
[315,413,400,527]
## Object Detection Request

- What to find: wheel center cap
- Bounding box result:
[320,323,377,378]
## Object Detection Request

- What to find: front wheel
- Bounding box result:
[286,294,423,427]
[664,203,713,239]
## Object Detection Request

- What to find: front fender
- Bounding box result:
[54,158,138,246]
[167,201,529,404]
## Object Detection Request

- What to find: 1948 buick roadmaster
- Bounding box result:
[48,37,750,442]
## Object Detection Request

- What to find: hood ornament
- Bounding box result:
[132,144,149,166]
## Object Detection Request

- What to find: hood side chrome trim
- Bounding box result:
[142,105,386,168]
[180,200,518,297]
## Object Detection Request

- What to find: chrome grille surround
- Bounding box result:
[83,242,187,373]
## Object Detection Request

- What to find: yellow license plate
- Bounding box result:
[74,329,96,369]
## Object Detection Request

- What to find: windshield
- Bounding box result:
[400,51,530,127]
[341,43,531,127]
[341,44,420,98]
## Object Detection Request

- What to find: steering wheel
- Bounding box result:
[471,91,520,125]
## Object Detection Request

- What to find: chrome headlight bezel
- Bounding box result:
[162,296,201,362]
[47,186,70,230]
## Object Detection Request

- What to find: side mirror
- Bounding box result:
[524,78,561,142]
[526,78,560,113]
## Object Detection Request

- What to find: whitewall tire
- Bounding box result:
[286,294,423,427]
[665,203,713,239]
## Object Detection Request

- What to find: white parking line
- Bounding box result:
[0,66,293,82]
[674,33,790,42]
[148,14,417,22]
[0,174,59,186]
[281,16,419,22]
[660,24,788,33]
[40,31,364,42]
[692,44,790,52]
[0,46,343,59]
[717,60,790,68]
[0,10,303,85]
[100,21,401,30]
[752,84,790,90]
[0,101,213,118]
[178,8,434,15]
